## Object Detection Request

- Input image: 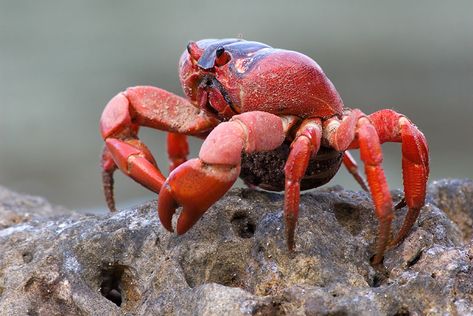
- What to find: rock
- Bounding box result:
[428,179,473,242]
[0,186,71,230]
[0,180,472,315]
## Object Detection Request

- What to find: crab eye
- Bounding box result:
[216,47,225,58]
[187,41,203,61]
[214,46,231,67]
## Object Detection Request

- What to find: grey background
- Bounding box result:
[1,1,472,212]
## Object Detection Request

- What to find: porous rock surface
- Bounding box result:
[0,179,472,315]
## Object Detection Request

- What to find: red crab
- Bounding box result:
[99,38,429,264]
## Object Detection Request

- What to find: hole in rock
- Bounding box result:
[100,264,126,307]
[406,250,422,268]
[182,258,246,289]
[393,306,410,316]
[252,301,283,315]
[180,244,249,291]
[231,211,256,238]
[370,274,383,288]
[22,252,33,263]
[27,309,39,316]
[368,258,389,288]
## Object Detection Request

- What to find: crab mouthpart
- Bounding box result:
[197,76,239,120]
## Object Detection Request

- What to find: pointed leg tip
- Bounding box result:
[287,241,295,252]
[370,253,385,267]
[102,169,117,213]
[285,215,297,252]
[286,238,299,259]
[389,206,420,248]
[285,230,296,253]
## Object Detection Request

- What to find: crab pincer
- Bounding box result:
[158,159,239,234]
[159,111,286,235]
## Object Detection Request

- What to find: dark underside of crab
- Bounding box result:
[241,143,343,191]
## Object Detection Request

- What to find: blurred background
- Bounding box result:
[1,1,472,213]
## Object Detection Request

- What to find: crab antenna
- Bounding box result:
[187,41,203,61]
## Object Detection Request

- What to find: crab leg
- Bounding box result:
[343,151,369,192]
[284,118,322,250]
[355,117,394,264]
[101,146,118,211]
[158,111,286,234]
[102,138,165,212]
[366,109,429,246]
[167,133,189,172]
[100,86,219,211]
[325,109,429,263]
[325,110,393,264]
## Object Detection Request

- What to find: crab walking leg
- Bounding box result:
[343,151,369,192]
[167,133,189,172]
[100,86,219,211]
[284,118,322,250]
[101,137,164,211]
[367,109,429,246]
[355,117,394,264]
[158,111,286,235]
[326,110,394,264]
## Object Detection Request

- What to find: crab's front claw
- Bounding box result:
[158,158,240,235]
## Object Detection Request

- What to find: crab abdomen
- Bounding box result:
[240,142,343,191]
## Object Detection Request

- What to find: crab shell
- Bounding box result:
[178,38,344,120]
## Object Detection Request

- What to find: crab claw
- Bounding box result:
[158,158,240,234]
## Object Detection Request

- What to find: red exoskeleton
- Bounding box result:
[99,39,429,264]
